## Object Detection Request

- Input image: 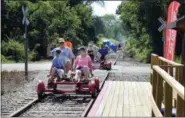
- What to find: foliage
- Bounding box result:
[92,14,125,42]
[117,0,185,63]
[2,0,101,61]
[2,40,25,61]
[1,40,36,62]
[97,36,119,48]
[174,55,181,63]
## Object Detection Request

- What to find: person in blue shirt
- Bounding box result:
[48,49,69,85]
[50,38,75,74]
[99,44,109,60]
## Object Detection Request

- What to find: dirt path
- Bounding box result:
[2,63,51,71]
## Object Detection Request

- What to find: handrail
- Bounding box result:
[150,95,163,117]
[151,53,183,66]
[151,54,184,117]
[158,57,183,66]
[153,66,184,100]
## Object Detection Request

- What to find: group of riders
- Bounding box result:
[47,37,122,87]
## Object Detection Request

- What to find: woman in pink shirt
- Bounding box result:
[72,46,93,81]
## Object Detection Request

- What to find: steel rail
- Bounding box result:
[9,54,119,117]
[82,54,119,117]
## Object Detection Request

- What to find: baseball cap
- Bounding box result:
[58,38,65,43]
[78,46,86,51]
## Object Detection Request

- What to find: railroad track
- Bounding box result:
[6,54,119,117]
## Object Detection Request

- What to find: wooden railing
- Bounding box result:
[150,54,184,117]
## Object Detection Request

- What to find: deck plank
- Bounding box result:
[139,82,151,116]
[109,81,120,116]
[96,81,113,116]
[102,81,116,116]
[87,81,108,117]
[123,82,130,116]
[89,81,152,117]
[116,82,124,117]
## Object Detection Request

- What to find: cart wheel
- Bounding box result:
[97,87,100,92]
[38,91,45,100]
[91,88,98,98]
[53,84,57,93]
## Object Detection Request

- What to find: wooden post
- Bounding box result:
[156,74,163,110]
[164,82,172,117]
[176,65,185,116]
[164,66,173,117]
[152,70,157,100]
[182,34,185,86]
[151,54,158,85]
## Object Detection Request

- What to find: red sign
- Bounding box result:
[165,1,181,60]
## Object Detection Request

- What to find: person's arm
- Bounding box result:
[48,61,54,77]
[50,48,57,58]
[72,56,78,71]
[62,57,68,74]
[88,56,93,76]
[68,49,75,66]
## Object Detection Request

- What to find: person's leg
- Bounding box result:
[57,69,64,78]
[91,54,94,62]
[64,60,71,74]
[81,66,90,79]
[74,70,82,81]
[48,67,57,83]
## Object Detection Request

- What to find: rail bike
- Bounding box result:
[37,72,100,100]
[89,49,112,71]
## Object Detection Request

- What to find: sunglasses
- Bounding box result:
[59,42,64,44]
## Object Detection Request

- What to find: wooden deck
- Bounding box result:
[88,81,152,117]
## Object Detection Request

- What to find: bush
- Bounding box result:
[1,54,8,63]
[174,55,181,63]
[1,54,14,63]
[2,40,36,62]
[125,33,152,63]
[28,51,37,61]
[2,40,24,62]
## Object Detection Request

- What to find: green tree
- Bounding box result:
[2,0,101,61]
[117,0,185,62]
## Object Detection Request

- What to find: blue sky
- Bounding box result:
[91,1,122,16]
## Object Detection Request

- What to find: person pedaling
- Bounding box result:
[72,46,93,82]
[50,38,75,73]
[98,44,112,70]
[47,49,70,87]
[118,44,122,50]
[87,43,95,62]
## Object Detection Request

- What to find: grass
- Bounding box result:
[174,55,181,64]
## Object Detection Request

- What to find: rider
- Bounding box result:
[51,38,75,74]
[72,46,93,82]
[98,44,109,64]
[48,49,69,86]
[117,43,121,50]
[87,43,94,62]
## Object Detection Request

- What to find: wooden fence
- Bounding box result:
[150,54,184,117]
